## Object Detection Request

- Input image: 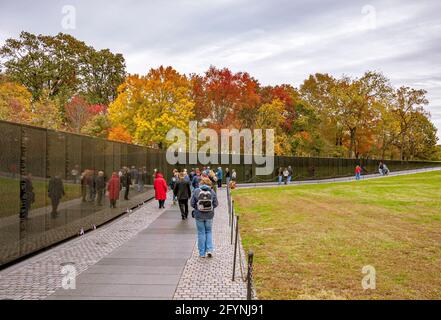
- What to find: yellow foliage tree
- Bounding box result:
[108,66,195,148]
[0,81,32,123]
[256,98,292,155]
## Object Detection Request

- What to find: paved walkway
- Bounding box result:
[237,167,441,189]
[0,188,248,300]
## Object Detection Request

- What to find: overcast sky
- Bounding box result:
[1,0,440,139]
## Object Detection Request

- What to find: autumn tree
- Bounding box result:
[392,86,430,160]
[192,66,260,130]
[0,81,32,124]
[108,66,194,148]
[0,31,126,109]
[108,125,132,143]
[64,95,97,133]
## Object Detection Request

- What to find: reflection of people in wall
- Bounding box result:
[95,171,106,206]
[48,174,65,216]
[71,165,80,184]
[107,172,120,208]
[20,173,35,219]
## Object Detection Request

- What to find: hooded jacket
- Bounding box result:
[191,185,218,220]
[154,173,168,200]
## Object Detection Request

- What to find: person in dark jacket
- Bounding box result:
[20,173,35,219]
[191,177,219,258]
[95,171,106,206]
[48,174,65,216]
[174,172,192,220]
[120,167,132,200]
[191,169,201,189]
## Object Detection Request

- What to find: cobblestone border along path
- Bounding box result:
[0,198,165,300]
[173,188,249,300]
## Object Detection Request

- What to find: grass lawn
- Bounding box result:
[234,171,441,299]
[0,177,81,218]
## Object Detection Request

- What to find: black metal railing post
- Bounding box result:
[230,200,235,245]
[232,215,239,281]
[227,183,231,226]
[246,250,254,300]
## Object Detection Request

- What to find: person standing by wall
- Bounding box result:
[283,167,289,185]
[48,174,65,217]
[277,167,283,185]
[191,177,218,258]
[174,172,191,220]
[107,172,120,208]
[287,166,293,184]
[95,171,106,206]
[20,173,34,220]
[154,172,168,209]
[121,167,131,200]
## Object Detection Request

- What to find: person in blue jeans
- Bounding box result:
[191,177,219,258]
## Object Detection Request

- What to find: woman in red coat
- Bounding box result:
[107,172,121,208]
[154,172,168,208]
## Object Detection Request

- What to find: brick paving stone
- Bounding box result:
[173,188,253,300]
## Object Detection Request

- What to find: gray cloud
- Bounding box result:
[0,0,440,139]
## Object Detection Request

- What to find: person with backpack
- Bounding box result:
[174,172,191,220]
[154,172,168,209]
[355,165,362,180]
[191,177,219,258]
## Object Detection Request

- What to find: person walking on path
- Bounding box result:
[231,169,237,182]
[192,169,201,190]
[225,168,230,186]
[170,170,179,205]
[216,167,223,189]
[209,169,218,193]
[154,172,168,209]
[174,172,191,220]
[191,177,219,258]
[107,172,120,208]
[355,165,362,181]
[95,171,106,206]
[48,174,65,217]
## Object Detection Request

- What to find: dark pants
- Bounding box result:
[158,199,165,208]
[50,198,60,214]
[110,199,117,208]
[124,186,130,200]
[178,199,189,218]
[217,179,222,188]
[96,189,104,205]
